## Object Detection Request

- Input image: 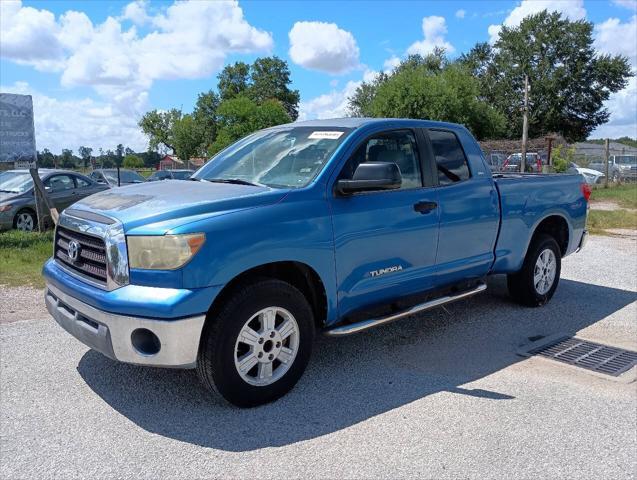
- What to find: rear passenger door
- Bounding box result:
[329,129,440,318]
[425,128,500,285]
[43,174,76,211]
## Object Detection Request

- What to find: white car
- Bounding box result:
[567,163,605,185]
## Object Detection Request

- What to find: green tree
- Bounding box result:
[122,154,144,169]
[78,146,93,169]
[173,114,205,163]
[37,148,55,168]
[193,90,221,152]
[138,109,181,152]
[249,56,300,120]
[551,145,576,172]
[211,96,290,153]
[460,11,632,141]
[59,149,75,168]
[348,53,505,140]
[217,61,251,100]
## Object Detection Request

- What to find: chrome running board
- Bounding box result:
[325,282,487,337]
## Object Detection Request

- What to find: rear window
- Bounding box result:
[428,130,470,185]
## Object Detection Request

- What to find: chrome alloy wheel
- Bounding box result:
[234,306,300,386]
[534,248,556,295]
[16,212,34,231]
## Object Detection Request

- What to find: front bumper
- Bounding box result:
[45,282,205,368]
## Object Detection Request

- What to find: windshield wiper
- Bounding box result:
[0,189,19,193]
[203,178,262,187]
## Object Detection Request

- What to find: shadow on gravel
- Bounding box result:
[77,276,636,452]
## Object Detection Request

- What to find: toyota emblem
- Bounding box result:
[67,240,81,262]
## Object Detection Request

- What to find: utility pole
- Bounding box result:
[520,74,529,173]
[604,138,610,188]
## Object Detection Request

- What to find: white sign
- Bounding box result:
[0,93,36,165]
[308,131,344,140]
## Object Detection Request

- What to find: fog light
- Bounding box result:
[131,328,161,356]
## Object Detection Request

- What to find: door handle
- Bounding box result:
[413,201,438,214]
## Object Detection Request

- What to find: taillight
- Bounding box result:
[581,183,592,202]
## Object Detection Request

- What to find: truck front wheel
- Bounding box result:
[507,234,561,307]
[197,279,314,407]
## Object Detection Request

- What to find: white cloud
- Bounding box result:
[488,0,586,43]
[288,21,360,74]
[1,82,148,154]
[612,0,637,10]
[591,15,637,139]
[121,0,151,25]
[1,0,273,89]
[594,15,637,66]
[406,16,455,56]
[383,55,401,71]
[455,9,466,19]
[298,80,361,120]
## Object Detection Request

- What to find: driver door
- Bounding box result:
[328,129,440,318]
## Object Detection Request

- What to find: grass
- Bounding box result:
[590,184,637,209]
[587,209,637,235]
[0,230,54,288]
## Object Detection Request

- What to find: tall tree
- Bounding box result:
[217,62,250,100]
[173,114,205,163]
[138,109,181,153]
[193,90,221,151]
[460,11,632,141]
[78,146,93,169]
[211,96,290,153]
[249,56,300,120]
[348,53,506,140]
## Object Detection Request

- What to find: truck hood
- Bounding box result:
[68,180,288,231]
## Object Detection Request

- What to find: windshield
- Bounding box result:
[193,126,351,189]
[0,171,38,194]
[103,170,145,184]
[172,170,193,180]
[615,155,636,165]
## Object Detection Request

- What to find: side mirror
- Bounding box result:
[96,178,106,184]
[336,162,402,195]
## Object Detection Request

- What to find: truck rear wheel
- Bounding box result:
[197,278,314,407]
[507,234,561,307]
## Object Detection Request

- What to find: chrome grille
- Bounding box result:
[54,226,108,285]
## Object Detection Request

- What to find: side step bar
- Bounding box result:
[325,282,487,337]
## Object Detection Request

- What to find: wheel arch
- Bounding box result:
[528,214,570,257]
[205,261,328,330]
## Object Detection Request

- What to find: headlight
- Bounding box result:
[0,204,13,212]
[127,233,205,270]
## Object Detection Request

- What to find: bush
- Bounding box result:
[552,145,575,173]
[123,154,144,169]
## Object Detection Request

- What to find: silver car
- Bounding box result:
[0,169,108,231]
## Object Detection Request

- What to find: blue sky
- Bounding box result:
[1,0,636,153]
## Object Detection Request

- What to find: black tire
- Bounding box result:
[507,234,561,307]
[197,278,314,407]
[13,209,37,232]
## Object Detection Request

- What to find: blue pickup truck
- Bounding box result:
[43,118,589,407]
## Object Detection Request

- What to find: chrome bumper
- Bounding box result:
[45,283,206,368]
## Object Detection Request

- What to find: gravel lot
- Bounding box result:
[1,235,636,479]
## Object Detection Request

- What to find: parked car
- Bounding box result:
[567,163,605,185]
[589,155,637,182]
[484,152,507,172]
[43,118,588,407]
[502,152,544,172]
[89,168,146,187]
[0,169,107,231]
[147,169,195,181]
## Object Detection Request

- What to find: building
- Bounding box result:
[158,155,207,170]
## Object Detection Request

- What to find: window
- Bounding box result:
[428,130,470,185]
[75,176,90,188]
[342,130,422,189]
[44,174,74,192]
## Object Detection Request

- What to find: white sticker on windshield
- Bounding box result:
[308,131,344,140]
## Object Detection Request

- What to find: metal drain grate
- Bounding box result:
[529,337,637,377]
